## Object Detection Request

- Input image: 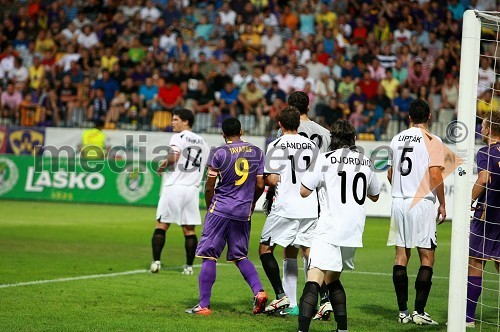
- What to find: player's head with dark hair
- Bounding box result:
[329,120,356,150]
[409,98,431,125]
[287,91,309,115]
[221,117,242,138]
[482,111,500,139]
[173,108,195,128]
[278,106,300,131]
[94,119,105,130]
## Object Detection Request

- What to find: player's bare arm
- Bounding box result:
[204,168,217,208]
[157,146,180,174]
[299,184,312,198]
[471,170,489,209]
[368,194,380,202]
[387,166,393,185]
[429,166,446,223]
[264,173,280,187]
[252,175,265,213]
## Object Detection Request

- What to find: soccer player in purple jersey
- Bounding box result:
[185,117,268,316]
[466,111,500,328]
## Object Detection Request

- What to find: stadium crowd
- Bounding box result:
[0,0,498,140]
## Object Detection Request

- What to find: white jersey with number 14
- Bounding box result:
[163,130,209,187]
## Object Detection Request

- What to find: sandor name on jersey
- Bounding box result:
[279,141,315,150]
[398,135,422,143]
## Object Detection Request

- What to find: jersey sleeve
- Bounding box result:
[301,157,323,191]
[367,171,381,197]
[207,147,222,171]
[428,138,444,169]
[264,141,283,174]
[476,147,489,173]
[169,134,183,154]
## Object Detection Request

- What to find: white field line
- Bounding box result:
[1,263,496,289]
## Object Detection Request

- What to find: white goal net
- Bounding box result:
[448,10,500,332]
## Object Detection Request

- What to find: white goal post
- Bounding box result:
[447,10,498,332]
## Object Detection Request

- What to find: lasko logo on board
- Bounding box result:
[25,167,106,192]
[116,165,154,203]
[0,157,19,195]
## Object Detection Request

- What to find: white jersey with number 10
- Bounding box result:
[301,148,380,247]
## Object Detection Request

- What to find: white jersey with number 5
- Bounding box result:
[301,148,380,247]
[265,134,319,219]
[388,127,444,201]
[163,130,209,187]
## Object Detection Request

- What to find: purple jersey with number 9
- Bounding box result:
[207,140,264,221]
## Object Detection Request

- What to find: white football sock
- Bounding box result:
[283,258,298,307]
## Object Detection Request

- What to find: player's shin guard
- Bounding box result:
[319,282,329,305]
[236,258,264,295]
[199,259,216,308]
[327,280,347,331]
[414,266,433,314]
[152,228,166,261]
[185,234,197,266]
[466,276,483,322]
[298,281,320,332]
[393,265,409,312]
[283,258,298,307]
[260,253,285,297]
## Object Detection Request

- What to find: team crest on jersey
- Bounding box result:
[0,157,19,196]
[116,164,153,202]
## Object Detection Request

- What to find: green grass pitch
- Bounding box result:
[0,200,497,331]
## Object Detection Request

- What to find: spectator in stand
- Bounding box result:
[358,70,379,100]
[321,97,345,128]
[186,80,216,116]
[477,57,496,96]
[58,74,78,126]
[275,64,295,94]
[158,77,183,113]
[139,77,159,108]
[77,25,99,50]
[341,60,361,82]
[72,11,91,30]
[362,99,385,141]
[393,21,412,47]
[261,26,282,57]
[265,79,287,111]
[348,85,367,114]
[438,73,459,115]
[392,58,408,87]
[349,101,366,133]
[140,0,161,23]
[9,57,29,91]
[87,87,108,123]
[1,82,23,124]
[380,68,399,101]
[39,87,60,126]
[337,74,356,104]
[408,58,430,94]
[238,80,264,123]
[393,87,414,129]
[377,44,397,69]
[93,69,119,104]
[368,58,386,82]
[219,82,239,117]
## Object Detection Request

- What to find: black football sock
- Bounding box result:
[320,282,329,305]
[327,280,347,331]
[393,265,409,312]
[260,252,285,297]
[415,266,433,314]
[298,281,320,332]
[152,228,166,261]
[184,234,198,266]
